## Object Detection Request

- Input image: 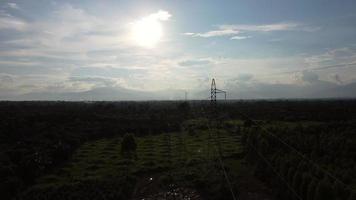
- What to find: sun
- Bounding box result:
[130,10,171,48]
[132,17,162,48]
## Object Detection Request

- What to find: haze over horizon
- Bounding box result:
[1,0,356,100]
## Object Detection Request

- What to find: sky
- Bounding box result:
[1,0,356,100]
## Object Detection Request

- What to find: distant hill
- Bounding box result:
[3,81,356,101]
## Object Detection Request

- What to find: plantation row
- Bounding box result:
[0,101,189,199]
[242,121,356,200]
[20,127,243,199]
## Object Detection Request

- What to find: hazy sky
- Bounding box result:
[1,0,356,100]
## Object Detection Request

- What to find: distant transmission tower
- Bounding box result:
[210,78,226,107]
[208,78,227,167]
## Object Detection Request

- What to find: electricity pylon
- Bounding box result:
[210,78,226,111]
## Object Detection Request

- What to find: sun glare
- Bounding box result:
[131,10,171,48]
[132,17,162,47]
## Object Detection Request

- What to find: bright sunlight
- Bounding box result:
[131,10,171,48]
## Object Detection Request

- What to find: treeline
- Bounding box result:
[220,99,356,121]
[242,121,356,200]
[0,101,190,199]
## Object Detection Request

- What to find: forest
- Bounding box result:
[0,100,355,200]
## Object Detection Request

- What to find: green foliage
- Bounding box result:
[240,118,356,200]
[22,128,243,199]
[2,100,356,199]
[21,176,137,200]
[177,102,191,114]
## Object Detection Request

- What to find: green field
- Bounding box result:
[24,119,249,200]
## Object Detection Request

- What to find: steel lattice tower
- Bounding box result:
[210,78,226,106]
[211,78,217,105]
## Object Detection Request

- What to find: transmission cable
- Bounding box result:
[237,110,353,191]
[248,143,303,200]
[207,122,238,200]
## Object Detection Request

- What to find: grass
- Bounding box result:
[25,119,249,200]
[35,126,243,187]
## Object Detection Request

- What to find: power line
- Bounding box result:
[248,143,303,200]
[207,123,238,200]
[206,77,353,197]
[237,111,353,191]
[208,78,238,200]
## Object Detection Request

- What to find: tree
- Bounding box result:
[292,172,302,196]
[314,178,334,200]
[121,133,137,158]
[307,178,317,200]
[300,173,312,200]
[349,191,356,200]
[177,102,190,116]
[333,180,349,200]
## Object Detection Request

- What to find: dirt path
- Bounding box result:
[132,174,203,200]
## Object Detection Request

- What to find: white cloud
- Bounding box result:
[220,22,301,32]
[330,73,343,84]
[178,58,213,67]
[301,70,319,83]
[6,3,20,10]
[189,28,239,38]
[185,22,318,39]
[0,5,179,94]
[230,35,251,40]
[0,13,27,30]
[0,2,354,99]
[304,47,356,67]
[183,32,195,36]
[149,10,171,21]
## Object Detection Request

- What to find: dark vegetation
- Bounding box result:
[242,121,356,200]
[0,100,355,199]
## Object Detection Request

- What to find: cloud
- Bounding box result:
[0,1,354,100]
[331,74,343,84]
[301,71,319,83]
[230,35,251,40]
[236,73,253,82]
[220,22,303,32]
[263,47,356,81]
[185,22,318,39]
[6,3,20,10]
[0,12,27,30]
[305,47,356,67]
[69,76,122,88]
[178,59,212,66]
[183,32,195,36]
[148,10,171,21]
[185,28,239,38]
[0,73,15,85]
